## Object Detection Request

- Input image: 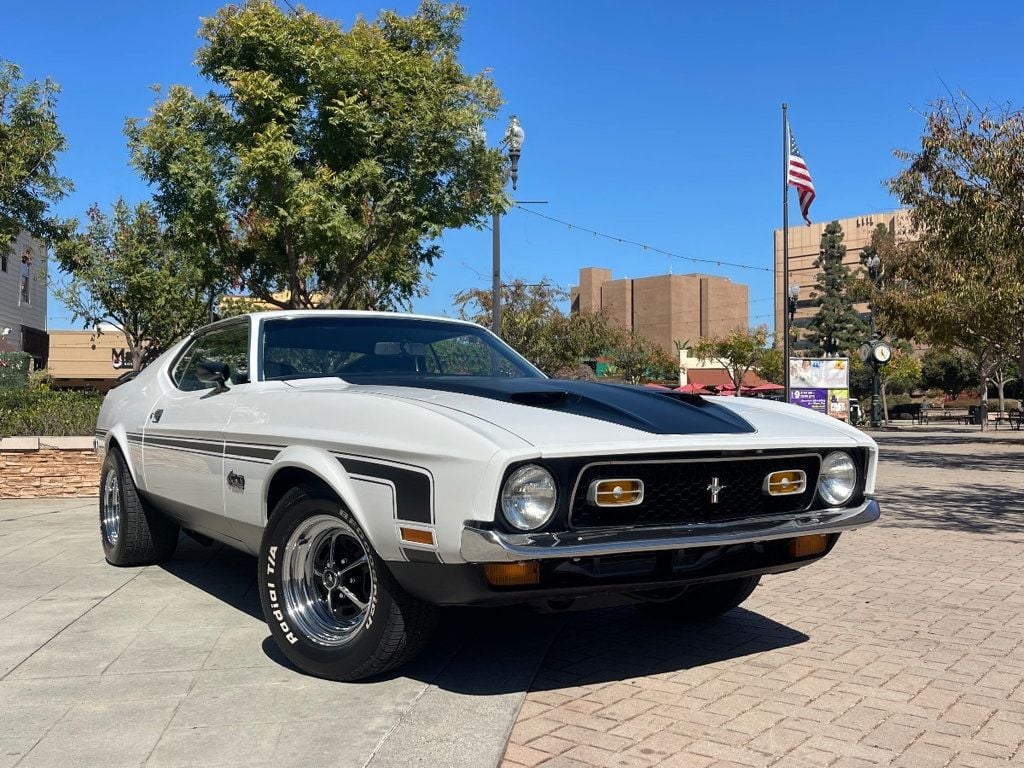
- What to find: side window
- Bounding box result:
[19,260,30,304]
[172,324,250,391]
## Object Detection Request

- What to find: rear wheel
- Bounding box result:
[258,485,437,681]
[99,447,179,566]
[636,576,760,621]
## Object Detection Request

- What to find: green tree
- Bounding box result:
[606,331,679,385]
[0,61,73,244]
[848,357,872,402]
[453,279,620,376]
[54,200,213,371]
[988,356,1017,413]
[688,326,774,393]
[127,0,504,311]
[754,346,784,389]
[921,347,977,399]
[805,221,868,356]
[879,349,921,422]
[882,97,1024,427]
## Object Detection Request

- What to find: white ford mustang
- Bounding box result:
[95,310,880,680]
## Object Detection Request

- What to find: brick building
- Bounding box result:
[773,209,915,346]
[570,267,749,355]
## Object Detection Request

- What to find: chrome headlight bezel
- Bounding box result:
[500,464,558,531]
[817,451,857,507]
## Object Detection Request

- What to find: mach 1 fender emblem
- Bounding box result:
[227,471,246,492]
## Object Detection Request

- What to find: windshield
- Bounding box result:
[261,316,543,382]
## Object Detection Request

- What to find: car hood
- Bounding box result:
[285,376,867,453]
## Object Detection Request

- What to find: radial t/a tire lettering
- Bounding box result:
[258,484,437,681]
[99,446,179,566]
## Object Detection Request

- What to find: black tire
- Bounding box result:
[258,484,437,681]
[636,576,760,621]
[99,446,179,566]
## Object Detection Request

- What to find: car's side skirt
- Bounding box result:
[141,492,255,554]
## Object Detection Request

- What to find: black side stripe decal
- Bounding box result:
[337,457,433,524]
[226,444,280,461]
[136,432,282,462]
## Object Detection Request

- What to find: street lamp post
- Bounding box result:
[491,116,524,337]
[859,253,892,429]
[865,253,882,428]
[784,282,800,400]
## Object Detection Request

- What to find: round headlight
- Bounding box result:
[817,451,857,506]
[501,465,557,531]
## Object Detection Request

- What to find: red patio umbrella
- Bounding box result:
[674,383,709,394]
[747,383,784,393]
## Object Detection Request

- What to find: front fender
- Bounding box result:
[262,445,405,562]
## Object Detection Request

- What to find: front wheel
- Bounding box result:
[258,485,437,681]
[636,576,760,621]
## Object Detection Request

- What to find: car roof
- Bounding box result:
[194,309,481,336]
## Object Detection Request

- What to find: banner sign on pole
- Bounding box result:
[788,358,850,421]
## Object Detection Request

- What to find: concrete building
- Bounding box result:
[571,267,749,355]
[773,210,915,346]
[0,231,48,368]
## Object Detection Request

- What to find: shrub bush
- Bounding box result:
[0,389,104,437]
[0,351,31,390]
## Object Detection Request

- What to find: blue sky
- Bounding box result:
[4,1,1023,332]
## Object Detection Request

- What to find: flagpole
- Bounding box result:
[782,103,791,403]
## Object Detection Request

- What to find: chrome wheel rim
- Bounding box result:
[280,515,373,647]
[101,468,121,546]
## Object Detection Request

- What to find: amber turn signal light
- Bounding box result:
[788,534,828,558]
[483,562,541,586]
[587,478,644,507]
[764,470,807,496]
[399,527,435,546]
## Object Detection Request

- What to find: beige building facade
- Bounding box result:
[48,329,131,390]
[773,210,914,346]
[571,267,749,355]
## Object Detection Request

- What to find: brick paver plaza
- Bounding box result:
[503,432,1024,768]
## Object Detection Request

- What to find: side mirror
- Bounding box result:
[196,360,230,393]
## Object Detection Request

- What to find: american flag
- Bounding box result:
[787,124,815,225]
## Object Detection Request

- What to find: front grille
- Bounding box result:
[570,454,821,529]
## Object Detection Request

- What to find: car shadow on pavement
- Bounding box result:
[346,603,806,695]
[158,537,264,621]
[160,537,808,694]
[524,605,809,693]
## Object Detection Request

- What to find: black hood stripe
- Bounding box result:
[346,376,755,436]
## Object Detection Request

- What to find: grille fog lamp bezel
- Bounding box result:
[500,464,558,531]
[817,451,857,506]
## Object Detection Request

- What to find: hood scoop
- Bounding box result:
[509,389,570,407]
[347,375,756,436]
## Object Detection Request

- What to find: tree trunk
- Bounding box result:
[284,231,300,309]
[131,343,144,373]
[979,360,989,431]
[998,376,1006,414]
[881,379,889,425]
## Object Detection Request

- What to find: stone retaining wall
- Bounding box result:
[0,437,99,499]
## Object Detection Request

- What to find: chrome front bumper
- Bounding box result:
[460,498,880,563]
